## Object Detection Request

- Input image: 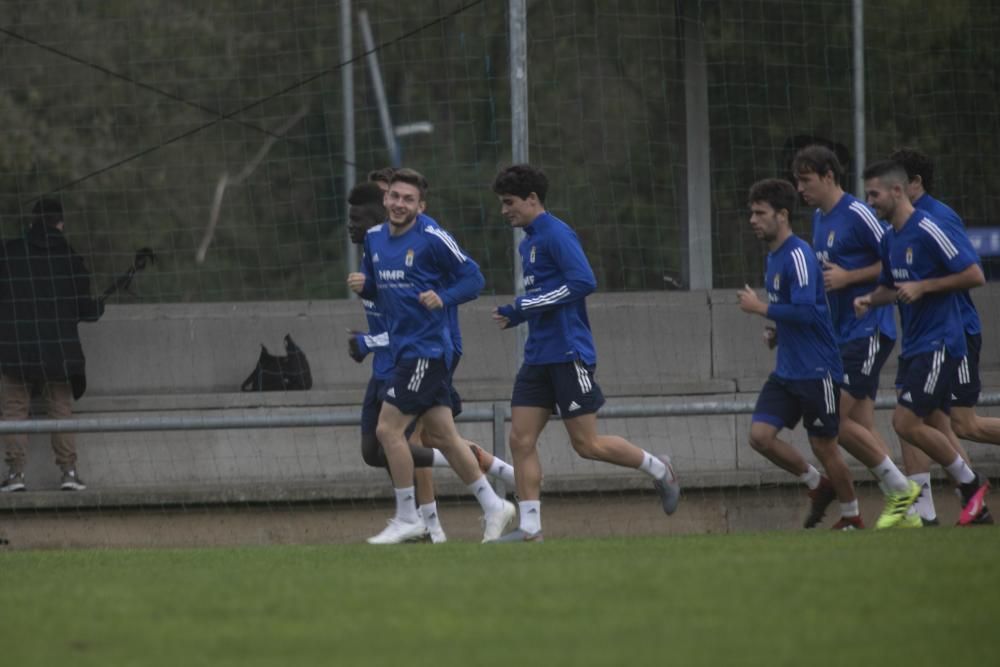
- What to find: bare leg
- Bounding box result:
[847,394,895,456]
[900,438,933,475]
[508,407,550,501]
[809,434,856,503]
[928,410,970,463]
[562,413,644,468]
[950,406,1000,446]
[419,406,488,484]
[414,467,435,507]
[748,422,810,476]
[837,393,889,467]
[374,403,418,488]
[893,406,965,470]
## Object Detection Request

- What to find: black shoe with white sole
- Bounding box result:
[0,471,25,492]
[60,470,86,491]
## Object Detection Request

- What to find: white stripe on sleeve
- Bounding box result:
[522,285,570,310]
[363,332,390,349]
[918,218,959,259]
[791,247,809,287]
[426,227,467,262]
[849,201,884,242]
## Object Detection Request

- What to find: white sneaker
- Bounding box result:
[366,518,426,545]
[427,524,447,544]
[481,500,516,543]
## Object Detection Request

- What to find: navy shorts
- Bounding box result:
[383,357,454,417]
[950,333,982,408]
[839,332,895,400]
[511,360,606,418]
[751,373,840,438]
[896,347,959,418]
[361,356,463,435]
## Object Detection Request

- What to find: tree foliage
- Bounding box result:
[0,0,997,300]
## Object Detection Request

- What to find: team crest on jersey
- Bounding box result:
[405,249,414,267]
[529,245,536,263]
[827,230,835,248]
[772,273,780,290]
[905,247,913,265]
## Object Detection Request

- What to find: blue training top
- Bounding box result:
[359,217,484,365]
[502,211,598,365]
[811,193,896,344]
[913,193,981,336]
[418,213,464,357]
[764,234,843,381]
[878,209,976,359]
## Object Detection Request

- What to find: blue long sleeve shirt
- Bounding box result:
[505,212,598,365]
[764,235,843,380]
[360,218,484,365]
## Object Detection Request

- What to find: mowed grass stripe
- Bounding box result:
[1,528,997,667]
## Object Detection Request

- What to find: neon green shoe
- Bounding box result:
[897,512,923,529]
[875,480,923,530]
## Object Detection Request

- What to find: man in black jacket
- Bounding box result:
[0,199,103,491]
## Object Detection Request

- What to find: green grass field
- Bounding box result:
[2,528,997,667]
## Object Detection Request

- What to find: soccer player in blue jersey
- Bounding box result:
[793,146,921,528]
[489,164,680,543]
[347,169,515,544]
[890,147,998,524]
[855,160,990,525]
[347,180,516,543]
[738,178,866,530]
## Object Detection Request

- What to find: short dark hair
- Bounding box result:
[31,198,64,227]
[492,164,548,203]
[348,182,385,208]
[792,144,844,185]
[888,147,934,193]
[389,168,428,199]
[862,159,908,186]
[748,178,797,216]
[367,167,395,185]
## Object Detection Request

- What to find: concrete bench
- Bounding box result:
[3,286,998,503]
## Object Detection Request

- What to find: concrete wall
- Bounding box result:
[7,286,1000,497]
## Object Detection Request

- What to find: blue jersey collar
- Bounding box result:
[523,211,550,236]
[913,192,934,210]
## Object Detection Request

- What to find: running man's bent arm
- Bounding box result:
[427,227,485,307]
[513,231,596,316]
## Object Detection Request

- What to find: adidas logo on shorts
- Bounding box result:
[387,387,396,398]
[568,400,581,412]
[900,391,912,402]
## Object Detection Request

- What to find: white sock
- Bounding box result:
[945,456,976,485]
[840,500,860,518]
[639,451,667,480]
[419,502,442,530]
[468,476,505,514]
[799,465,821,490]
[871,456,910,494]
[431,449,449,467]
[487,456,516,485]
[394,486,419,523]
[908,473,936,521]
[519,500,542,534]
